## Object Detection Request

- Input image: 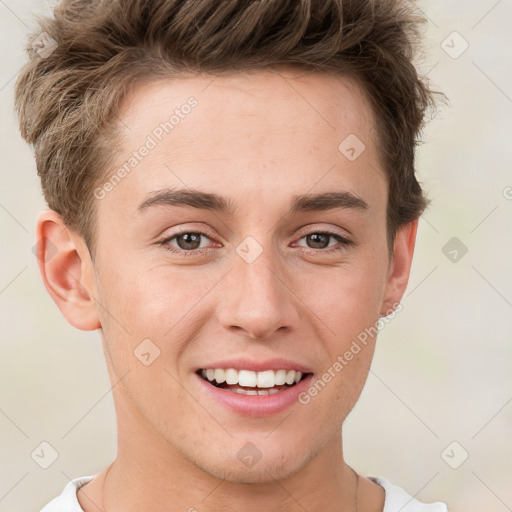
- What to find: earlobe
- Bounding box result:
[35,209,101,331]
[380,219,419,317]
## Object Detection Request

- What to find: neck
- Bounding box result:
[77,378,361,512]
[94,409,357,511]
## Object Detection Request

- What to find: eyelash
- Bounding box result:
[157,229,354,257]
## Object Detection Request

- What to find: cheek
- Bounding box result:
[95,262,215,369]
[303,258,386,333]
[97,258,193,325]
[301,256,385,401]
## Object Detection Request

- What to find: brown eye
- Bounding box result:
[174,232,203,250]
[294,231,353,254]
[305,233,331,249]
[159,231,215,255]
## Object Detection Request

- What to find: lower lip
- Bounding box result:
[195,372,314,417]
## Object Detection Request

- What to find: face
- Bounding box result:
[87,68,395,483]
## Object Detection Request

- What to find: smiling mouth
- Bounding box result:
[196,368,312,395]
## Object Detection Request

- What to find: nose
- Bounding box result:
[217,244,299,340]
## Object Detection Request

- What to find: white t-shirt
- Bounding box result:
[40,474,448,511]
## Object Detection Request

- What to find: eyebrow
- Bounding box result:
[136,188,369,215]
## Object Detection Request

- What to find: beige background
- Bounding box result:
[1,1,511,511]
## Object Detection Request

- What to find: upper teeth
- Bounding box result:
[201,368,303,388]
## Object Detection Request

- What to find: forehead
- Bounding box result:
[101,68,385,219]
[118,68,376,146]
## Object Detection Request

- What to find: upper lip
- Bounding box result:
[195,358,313,374]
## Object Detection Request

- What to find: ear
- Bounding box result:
[380,219,418,316]
[34,209,101,331]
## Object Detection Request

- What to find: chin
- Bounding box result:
[206,463,300,485]
[193,447,311,484]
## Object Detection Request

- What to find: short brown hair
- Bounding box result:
[15,0,443,257]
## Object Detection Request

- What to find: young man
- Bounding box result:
[16,0,448,510]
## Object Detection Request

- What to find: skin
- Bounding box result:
[36,67,418,511]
